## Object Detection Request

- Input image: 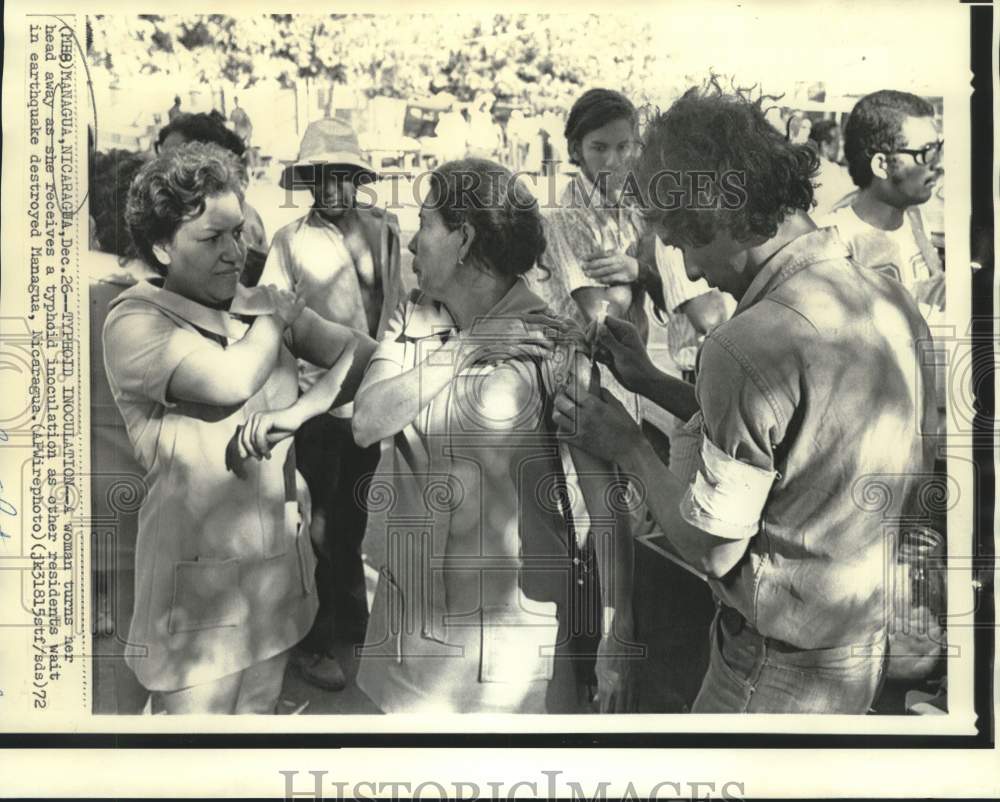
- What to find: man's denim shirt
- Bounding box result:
[681,228,938,649]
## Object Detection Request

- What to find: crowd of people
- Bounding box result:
[94,77,947,715]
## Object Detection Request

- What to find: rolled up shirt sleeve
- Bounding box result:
[679,333,784,540]
[366,297,411,371]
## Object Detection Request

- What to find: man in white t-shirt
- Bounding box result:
[819,90,945,318]
[821,204,943,319]
[820,90,946,443]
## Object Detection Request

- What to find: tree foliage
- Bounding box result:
[87,13,668,112]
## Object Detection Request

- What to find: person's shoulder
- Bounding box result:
[271,216,301,241]
[358,205,401,229]
[270,213,314,244]
[455,355,542,434]
[103,286,179,340]
[706,298,808,371]
[696,326,778,417]
[814,202,857,231]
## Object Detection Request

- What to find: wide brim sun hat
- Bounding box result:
[279,118,377,190]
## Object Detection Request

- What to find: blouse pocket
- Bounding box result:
[167,558,242,634]
[479,596,559,684]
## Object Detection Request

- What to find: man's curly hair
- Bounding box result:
[842,90,935,189]
[125,141,244,274]
[635,78,818,248]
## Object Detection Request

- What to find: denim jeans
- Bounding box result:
[692,606,887,714]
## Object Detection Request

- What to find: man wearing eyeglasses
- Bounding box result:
[819,90,945,319]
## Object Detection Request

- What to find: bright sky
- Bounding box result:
[640,1,960,98]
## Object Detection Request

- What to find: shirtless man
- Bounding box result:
[261,119,403,691]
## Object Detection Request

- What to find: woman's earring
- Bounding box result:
[152,243,171,267]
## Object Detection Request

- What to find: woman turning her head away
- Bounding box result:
[103,142,375,714]
[353,159,637,714]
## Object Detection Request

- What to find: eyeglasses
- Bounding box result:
[889,139,944,166]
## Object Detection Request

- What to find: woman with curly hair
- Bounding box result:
[353,158,636,713]
[156,112,269,263]
[555,80,936,713]
[103,142,375,713]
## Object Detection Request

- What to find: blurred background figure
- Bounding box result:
[230,96,255,172]
[433,104,471,163]
[505,108,532,171]
[785,109,812,144]
[167,94,182,121]
[465,92,502,159]
[523,122,546,177]
[230,96,253,147]
[808,119,854,217]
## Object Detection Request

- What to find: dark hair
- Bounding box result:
[90,148,148,259]
[125,141,245,274]
[564,89,637,167]
[157,112,246,159]
[635,79,818,248]
[426,158,546,278]
[809,119,841,148]
[843,90,935,188]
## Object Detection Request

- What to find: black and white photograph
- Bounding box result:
[0,0,995,797]
[82,7,959,720]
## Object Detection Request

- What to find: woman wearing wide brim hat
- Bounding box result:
[279,118,378,190]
